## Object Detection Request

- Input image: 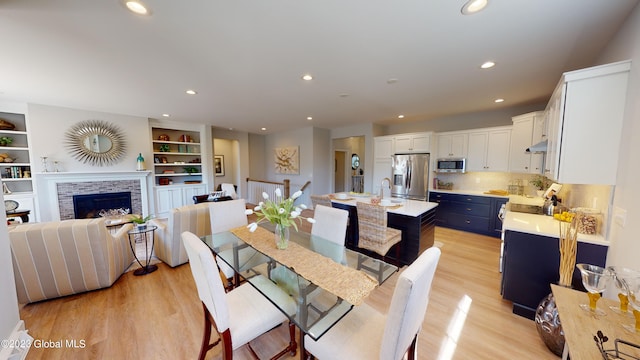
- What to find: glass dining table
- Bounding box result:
[200,223,398,345]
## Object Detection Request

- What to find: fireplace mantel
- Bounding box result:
[35,171,152,221]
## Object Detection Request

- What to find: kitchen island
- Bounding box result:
[329,195,438,266]
[501,211,609,319]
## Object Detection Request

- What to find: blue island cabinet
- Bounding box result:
[501,230,608,319]
[428,191,507,238]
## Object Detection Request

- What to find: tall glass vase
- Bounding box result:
[275,224,290,250]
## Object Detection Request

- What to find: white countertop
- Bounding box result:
[429,189,510,198]
[502,211,608,246]
[330,196,438,217]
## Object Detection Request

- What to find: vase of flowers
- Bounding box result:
[245,188,314,249]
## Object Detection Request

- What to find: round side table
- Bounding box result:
[128,225,158,276]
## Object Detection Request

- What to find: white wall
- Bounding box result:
[0,193,21,344]
[593,2,640,270]
[28,104,151,173]
[264,127,315,195]
[211,128,250,198]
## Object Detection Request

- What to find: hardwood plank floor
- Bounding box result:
[19,226,557,359]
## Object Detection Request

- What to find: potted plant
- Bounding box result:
[131,214,153,230]
[183,166,198,175]
[158,144,170,152]
[0,136,13,146]
[529,175,552,196]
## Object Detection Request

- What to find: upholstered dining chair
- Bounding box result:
[309,205,349,263]
[304,246,441,360]
[221,183,238,199]
[209,199,268,290]
[310,194,332,209]
[182,231,298,360]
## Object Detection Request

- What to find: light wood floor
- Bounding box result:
[19,227,558,360]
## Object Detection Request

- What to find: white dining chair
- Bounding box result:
[209,199,268,290]
[221,183,238,199]
[310,205,349,264]
[304,246,441,360]
[182,231,297,360]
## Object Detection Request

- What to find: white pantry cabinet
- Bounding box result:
[436,132,468,158]
[544,60,630,184]
[466,127,511,172]
[372,136,395,195]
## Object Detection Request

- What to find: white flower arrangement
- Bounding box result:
[245,188,315,232]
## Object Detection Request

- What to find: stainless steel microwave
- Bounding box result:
[436,158,466,173]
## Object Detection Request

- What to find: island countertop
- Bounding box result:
[329,196,438,217]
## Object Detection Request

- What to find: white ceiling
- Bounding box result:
[0,0,637,134]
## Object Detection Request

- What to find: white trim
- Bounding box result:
[36,171,151,221]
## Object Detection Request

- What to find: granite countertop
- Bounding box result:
[330,195,438,217]
[502,211,608,246]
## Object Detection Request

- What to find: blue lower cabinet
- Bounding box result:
[501,230,608,319]
[428,191,506,238]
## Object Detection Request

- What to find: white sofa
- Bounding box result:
[9,218,134,304]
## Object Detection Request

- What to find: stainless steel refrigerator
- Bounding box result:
[391,153,430,200]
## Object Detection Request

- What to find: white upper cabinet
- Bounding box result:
[467,127,511,172]
[394,132,431,153]
[374,135,395,159]
[509,111,544,174]
[436,132,468,158]
[544,60,630,185]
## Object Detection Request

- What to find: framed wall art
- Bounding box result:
[214,155,225,176]
[274,146,299,174]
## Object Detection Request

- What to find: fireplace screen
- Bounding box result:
[73,192,132,219]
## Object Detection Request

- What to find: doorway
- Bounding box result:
[334,150,347,192]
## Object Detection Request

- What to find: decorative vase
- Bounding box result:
[535,291,565,357]
[275,224,290,250]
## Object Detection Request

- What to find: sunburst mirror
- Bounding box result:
[65,120,126,166]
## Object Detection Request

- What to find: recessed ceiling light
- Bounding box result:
[186,89,197,95]
[398,115,405,119]
[387,78,399,84]
[338,93,349,98]
[124,1,149,15]
[162,113,170,117]
[261,127,267,131]
[302,74,313,81]
[480,61,496,69]
[494,98,505,103]
[307,117,313,121]
[461,0,488,15]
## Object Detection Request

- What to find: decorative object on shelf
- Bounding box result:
[183,166,198,174]
[53,161,60,172]
[245,188,314,250]
[157,134,170,141]
[41,156,49,172]
[0,153,13,163]
[161,156,168,163]
[274,146,299,174]
[178,134,191,142]
[0,118,15,130]
[64,120,126,166]
[2,182,11,194]
[5,199,19,211]
[178,144,187,153]
[136,153,146,171]
[159,178,170,185]
[214,155,225,176]
[535,212,580,356]
[162,170,175,174]
[0,136,13,146]
[159,144,170,152]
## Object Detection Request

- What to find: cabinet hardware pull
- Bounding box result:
[465,220,471,224]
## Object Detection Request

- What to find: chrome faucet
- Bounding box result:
[380,177,391,199]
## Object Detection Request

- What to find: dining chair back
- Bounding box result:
[221,183,238,199]
[310,194,332,209]
[209,199,247,234]
[311,205,348,245]
[304,246,441,360]
[355,201,401,256]
[182,231,297,360]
